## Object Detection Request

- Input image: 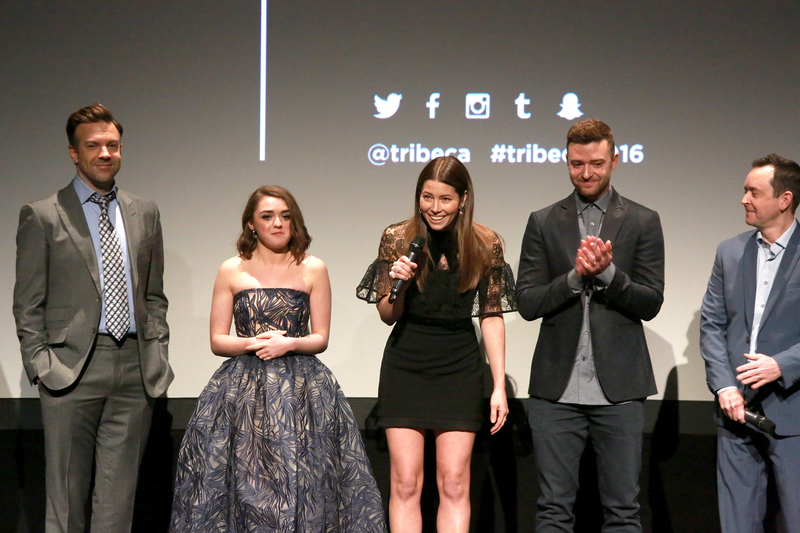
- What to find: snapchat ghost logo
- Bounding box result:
[557,93,583,120]
[374,93,402,119]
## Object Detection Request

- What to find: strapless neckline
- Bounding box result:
[234,287,309,298]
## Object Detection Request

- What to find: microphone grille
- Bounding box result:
[760,418,777,435]
[409,235,426,252]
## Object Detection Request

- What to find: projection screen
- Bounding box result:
[1,0,798,401]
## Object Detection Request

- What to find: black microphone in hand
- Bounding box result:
[744,410,777,436]
[388,235,426,303]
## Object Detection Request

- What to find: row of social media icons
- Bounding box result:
[374,92,585,121]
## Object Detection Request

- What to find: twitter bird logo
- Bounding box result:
[374,93,402,119]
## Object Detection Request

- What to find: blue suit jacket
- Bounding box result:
[700,227,800,436]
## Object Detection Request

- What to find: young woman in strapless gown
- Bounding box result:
[171,185,386,533]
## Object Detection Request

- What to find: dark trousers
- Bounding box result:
[38,335,152,533]
[717,423,800,533]
[528,397,645,533]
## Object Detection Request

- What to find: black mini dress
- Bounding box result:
[357,222,516,431]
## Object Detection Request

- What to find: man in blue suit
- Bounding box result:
[700,154,800,533]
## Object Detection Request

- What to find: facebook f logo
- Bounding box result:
[426,93,440,119]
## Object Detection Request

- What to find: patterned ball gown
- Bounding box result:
[170,288,386,533]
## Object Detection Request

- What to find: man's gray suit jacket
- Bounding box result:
[700,227,800,435]
[13,182,173,397]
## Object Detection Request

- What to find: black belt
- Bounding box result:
[98,332,137,340]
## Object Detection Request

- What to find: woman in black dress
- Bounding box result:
[357,157,516,533]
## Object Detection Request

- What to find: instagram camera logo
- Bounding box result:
[465,93,490,119]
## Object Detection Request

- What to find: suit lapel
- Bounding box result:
[598,189,626,243]
[55,185,101,294]
[116,190,140,292]
[556,194,581,265]
[558,189,625,266]
[759,224,800,327]
[742,233,758,333]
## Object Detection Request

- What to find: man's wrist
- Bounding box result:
[595,262,615,287]
[567,269,583,293]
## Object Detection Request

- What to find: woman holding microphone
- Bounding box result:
[357,156,516,533]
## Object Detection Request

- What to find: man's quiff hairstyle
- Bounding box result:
[566,118,615,155]
[752,154,800,213]
[66,104,123,148]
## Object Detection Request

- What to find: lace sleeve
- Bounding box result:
[356,222,406,304]
[472,232,518,316]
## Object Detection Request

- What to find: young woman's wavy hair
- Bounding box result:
[403,156,494,293]
[236,185,311,264]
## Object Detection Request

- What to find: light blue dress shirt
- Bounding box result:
[73,176,137,334]
[751,220,796,354]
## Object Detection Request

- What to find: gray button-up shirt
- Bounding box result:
[559,189,616,404]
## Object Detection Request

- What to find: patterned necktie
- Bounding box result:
[89,192,130,340]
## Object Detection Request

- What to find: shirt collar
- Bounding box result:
[72,175,118,204]
[757,219,797,253]
[574,186,613,215]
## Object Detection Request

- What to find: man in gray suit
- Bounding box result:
[700,154,800,533]
[13,104,173,533]
[516,119,664,532]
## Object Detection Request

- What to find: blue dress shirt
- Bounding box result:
[73,176,137,334]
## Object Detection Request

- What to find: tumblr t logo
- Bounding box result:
[515,93,531,119]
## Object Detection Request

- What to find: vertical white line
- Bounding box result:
[259,0,267,161]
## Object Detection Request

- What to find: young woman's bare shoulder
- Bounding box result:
[217,255,245,278]
[301,254,328,275]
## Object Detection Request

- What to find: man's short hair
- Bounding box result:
[66,104,123,148]
[753,154,800,213]
[566,119,615,155]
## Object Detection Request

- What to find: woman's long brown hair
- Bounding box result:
[403,156,494,293]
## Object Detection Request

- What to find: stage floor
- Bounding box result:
[1,397,739,533]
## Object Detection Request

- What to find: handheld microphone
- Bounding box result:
[388,235,426,303]
[744,410,777,436]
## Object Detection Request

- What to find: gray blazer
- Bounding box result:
[700,227,800,435]
[13,183,173,397]
[516,189,665,402]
